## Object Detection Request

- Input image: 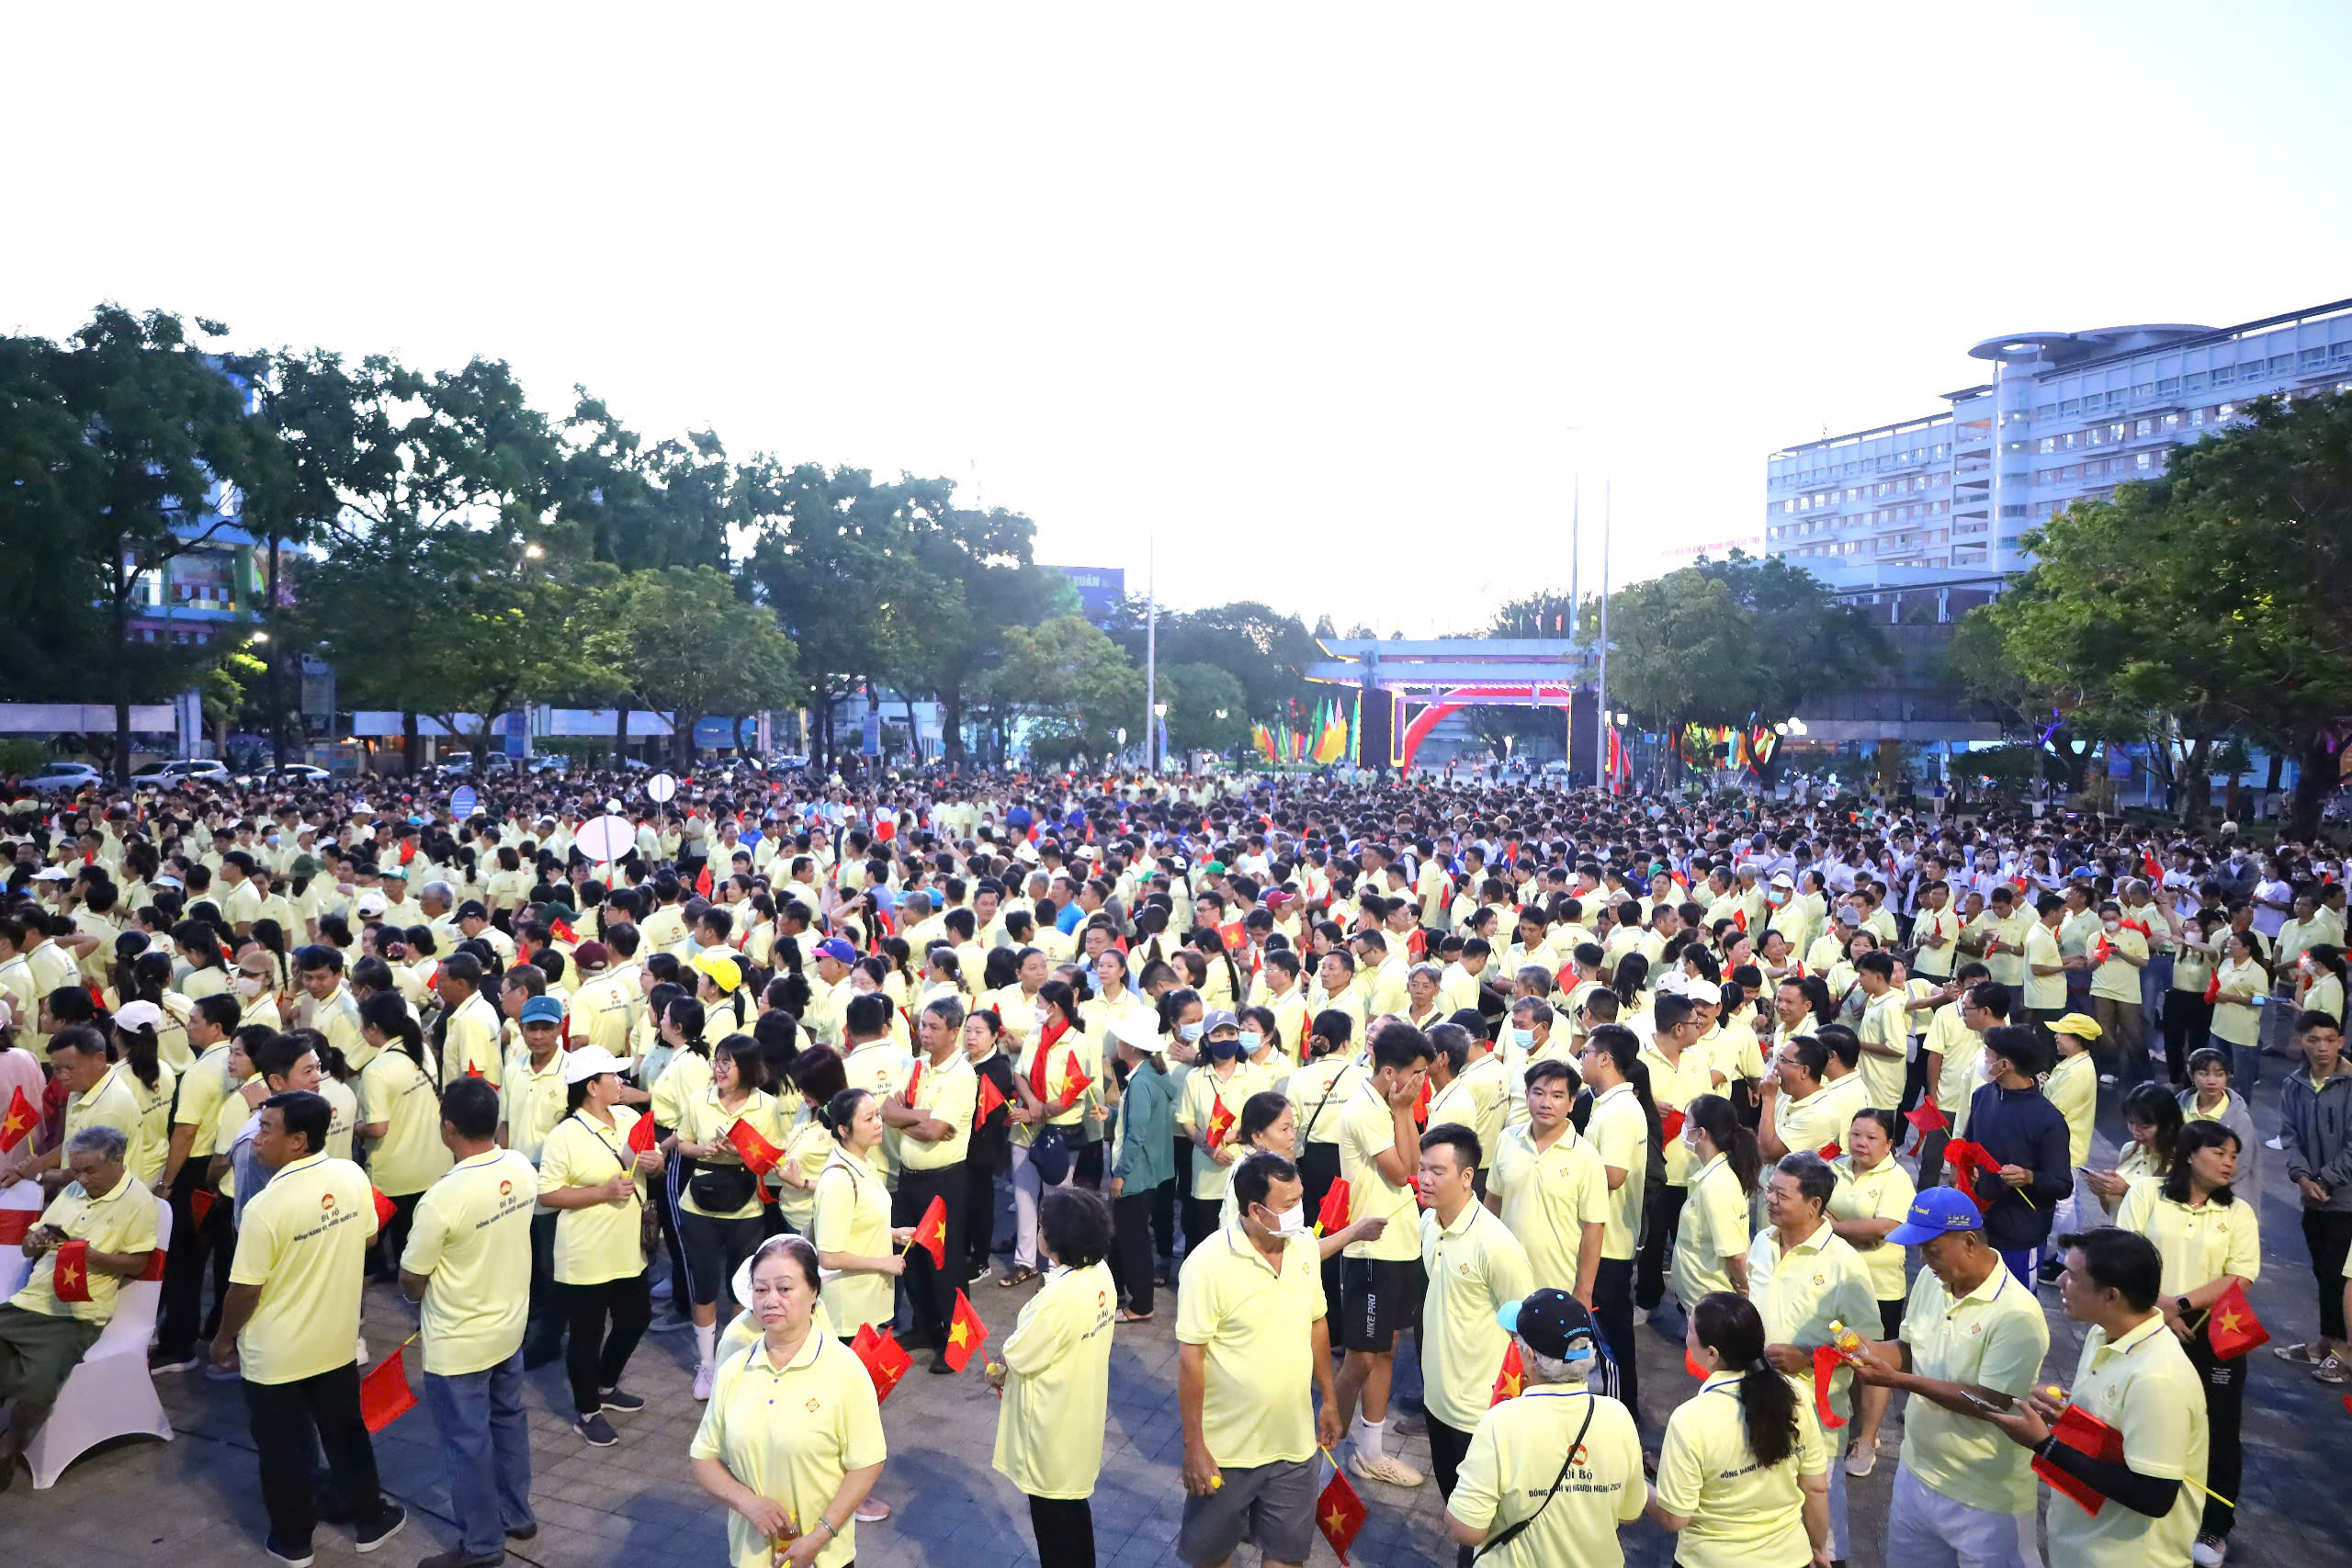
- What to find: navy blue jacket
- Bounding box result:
[1962,1082,2074,1248]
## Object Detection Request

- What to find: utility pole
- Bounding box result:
[1595,473,1611,794]
[1144,530,1158,773]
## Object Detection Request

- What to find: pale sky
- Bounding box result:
[6,4,2347,635]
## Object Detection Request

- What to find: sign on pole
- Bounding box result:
[646,773,678,804]
[449,785,479,819]
[574,814,637,864]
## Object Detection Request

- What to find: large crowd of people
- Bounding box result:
[0,760,2346,1568]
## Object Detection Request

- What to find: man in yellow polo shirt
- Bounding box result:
[1175,1153,1343,1568]
[1984,1227,2208,1568]
[1331,1024,1434,1489]
[401,1076,540,1566]
[10,1026,140,1194]
[881,996,977,1371]
[0,1124,157,1486]
[1578,1026,1650,1417]
[437,952,504,1089]
[1415,1122,1534,1536]
[212,1089,406,1562]
[1852,1186,2050,1568]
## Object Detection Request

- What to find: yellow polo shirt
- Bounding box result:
[1856,988,1909,1107]
[1180,1060,1276,1201]
[1490,1124,1610,1292]
[230,1151,377,1384]
[1338,1082,1421,1262]
[692,1332,887,1568]
[991,1259,1117,1500]
[570,971,638,1054]
[124,1060,177,1186]
[1449,1386,1645,1568]
[897,1049,977,1173]
[10,1173,157,1324]
[441,992,504,1088]
[1670,1155,1751,1308]
[1828,1156,1917,1302]
[535,1109,649,1286]
[775,1116,834,1234]
[1639,1043,1711,1187]
[2023,922,2065,1011]
[1910,905,1961,978]
[359,1049,454,1197]
[401,1147,537,1375]
[1896,1262,2048,1516]
[1418,1201,1535,1429]
[2051,1314,2208,1568]
[2089,924,2148,1004]
[1285,1054,1360,1147]
[64,1063,142,1159]
[1774,1084,1845,1158]
[678,1088,792,1222]
[174,1042,236,1159]
[1655,1371,1826,1568]
[811,1145,894,1334]
[498,1051,570,1170]
[1173,1227,1326,1470]
[1744,1221,1879,1424]
[1586,1083,1648,1262]
[2046,1052,2096,1167]
[1925,1007,1982,1124]
[312,986,375,1074]
[2116,1181,2260,1298]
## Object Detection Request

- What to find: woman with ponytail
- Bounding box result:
[1671,1093,1760,1312]
[1648,1291,1831,1568]
[109,998,175,1187]
[354,988,451,1278]
[173,916,232,1002]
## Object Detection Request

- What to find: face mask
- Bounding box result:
[1511,1026,1535,1049]
[1265,1202,1307,1238]
[1179,1021,1204,1043]
[1207,1039,1241,1062]
[1238,1030,1263,1055]
[235,975,266,997]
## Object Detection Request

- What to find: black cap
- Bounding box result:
[1497,1288,1598,1360]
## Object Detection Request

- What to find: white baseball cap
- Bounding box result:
[562,1044,629,1085]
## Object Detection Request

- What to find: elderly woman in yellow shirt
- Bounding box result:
[1826,1108,1915,1477]
[692,1235,885,1568]
[989,1187,1119,1568]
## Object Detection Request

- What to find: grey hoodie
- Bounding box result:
[2280,1066,2352,1214]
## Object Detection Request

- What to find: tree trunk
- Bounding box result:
[614,700,633,768]
[942,687,966,768]
[402,710,420,775]
[674,711,701,771]
[111,576,133,783]
[2265,750,2286,796]
[2288,730,2335,841]
[903,691,922,764]
[266,536,287,768]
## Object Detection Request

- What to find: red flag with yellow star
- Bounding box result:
[911,1194,947,1267]
[359,1345,419,1432]
[1315,1178,1351,1237]
[2207,1280,2268,1359]
[371,1185,396,1229]
[944,1289,989,1372]
[0,1209,29,1247]
[977,1074,1009,1125]
[51,1239,91,1303]
[1314,1461,1368,1564]
[0,1086,35,1153]
[1411,1074,1431,1129]
[1056,1061,1092,1104]
[1489,1340,1523,1405]
[1205,1096,1237,1150]
[728,1118,784,1177]
[852,1325,913,1402]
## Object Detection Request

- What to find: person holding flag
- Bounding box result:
[2116,1119,2259,1564]
[882,997,976,1373]
[1001,982,1091,1289]
[1414,1122,1533,1563]
[1443,1290,1645,1568]
[397,1076,540,1568]
[535,1045,662,1448]
[1178,1010,1277,1263]
[0,1125,154,1492]
[211,1089,407,1562]
[989,1187,1118,1568]
[667,1034,792,1401]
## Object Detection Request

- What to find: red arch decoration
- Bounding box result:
[1396,683,1570,772]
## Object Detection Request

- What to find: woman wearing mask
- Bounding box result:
[1001,982,1091,1288]
[1104,1019,1176,1322]
[1825,1108,1915,1478]
[2294,942,2346,1031]
[989,1188,1119,1568]
[230,952,281,1032]
[2116,1120,2259,1567]
[1177,1010,1277,1262]
[2165,910,2223,1087]
[1647,1291,1832,1568]
[691,1235,885,1568]
[1670,1095,1760,1313]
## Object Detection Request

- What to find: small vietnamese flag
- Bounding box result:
[1057,1062,1092,1104]
[52,1239,91,1303]
[1488,1340,1523,1405]
[2205,1280,2269,1359]
[1314,1460,1368,1565]
[0,1209,31,1247]
[359,1345,419,1432]
[189,1188,215,1227]
[1733,907,1748,932]
[2143,849,2163,881]
[1817,1140,1842,1160]
[0,1085,35,1152]
[911,1195,947,1267]
[1315,1178,1351,1237]
[1205,1097,1237,1151]
[977,1075,1009,1124]
[1660,1106,1686,1144]
[904,1059,923,1105]
[695,862,714,898]
[2204,971,2222,1004]
[141,1247,167,1282]
[944,1289,989,1372]
[854,1325,912,1403]
[1903,1100,1950,1152]
[1411,1075,1431,1129]
[728,1118,784,1178]
[1810,1344,1850,1428]
[626,1111,657,1156]
[371,1186,396,1229]
[2092,937,2111,965]
[550,917,579,944]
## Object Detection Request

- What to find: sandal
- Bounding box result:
[1116,1309,1153,1324]
[2313,1356,2349,1386]
[997,1265,1038,1288]
[2272,1341,2329,1366]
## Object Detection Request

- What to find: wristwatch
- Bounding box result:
[2176,1295,2191,1320]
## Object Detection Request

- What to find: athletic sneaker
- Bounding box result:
[262,1536,314,1568]
[574,1413,619,1447]
[148,1348,201,1374]
[1845,1442,1877,1478]
[352,1504,405,1554]
[2192,1532,2228,1566]
[694,1362,715,1401]
[1349,1449,1425,1488]
[598,1386,647,1413]
[646,1314,695,1334]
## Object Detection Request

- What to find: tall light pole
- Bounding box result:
[1594,472,1611,793]
[1144,529,1159,773]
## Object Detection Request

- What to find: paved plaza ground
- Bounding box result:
[5,1054,2348,1568]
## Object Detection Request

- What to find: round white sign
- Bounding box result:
[646,772,678,804]
[574,814,639,863]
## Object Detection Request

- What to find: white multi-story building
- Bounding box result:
[1766,297,2352,572]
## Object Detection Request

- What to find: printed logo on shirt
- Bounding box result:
[321,1192,337,1213]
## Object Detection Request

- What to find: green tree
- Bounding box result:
[597,566,797,765]
[885,484,1057,767]
[555,395,739,573]
[0,307,282,776]
[1102,599,1320,723]
[984,615,1144,765]
[1157,661,1250,755]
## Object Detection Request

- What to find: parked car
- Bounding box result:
[24,761,102,793]
[254,762,331,786]
[156,758,232,783]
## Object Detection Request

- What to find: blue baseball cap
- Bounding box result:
[519,996,565,1026]
[814,937,859,964]
[1886,1186,1983,1246]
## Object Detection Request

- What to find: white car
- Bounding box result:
[24,761,102,793]
[156,758,232,783]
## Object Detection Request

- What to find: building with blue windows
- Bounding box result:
[1766,297,2352,572]
[1046,564,1125,628]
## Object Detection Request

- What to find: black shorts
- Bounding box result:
[678,1210,766,1308]
[1341,1255,1423,1353]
